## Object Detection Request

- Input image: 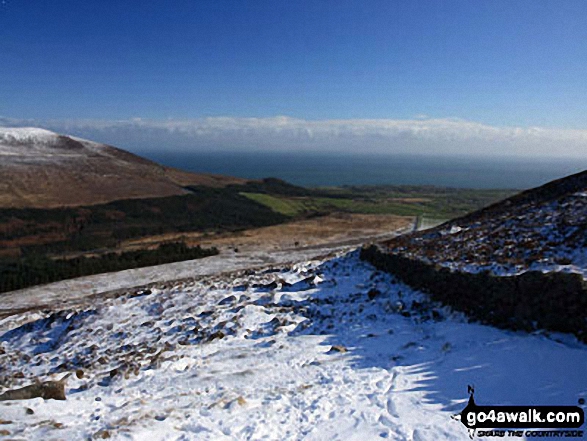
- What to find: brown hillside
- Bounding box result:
[0,127,247,209]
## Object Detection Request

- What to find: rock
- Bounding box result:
[0,375,69,401]
[328,345,347,354]
[95,429,111,439]
[75,369,84,379]
[0,430,10,436]
[218,295,237,306]
[267,317,283,327]
[124,366,140,379]
[51,362,69,374]
[367,288,381,300]
[131,289,152,298]
[207,331,225,342]
[215,320,228,329]
[253,281,279,291]
[25,407,34,415]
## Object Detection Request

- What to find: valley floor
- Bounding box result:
[1,250,586,440]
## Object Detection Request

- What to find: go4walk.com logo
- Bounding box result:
[452,386,585,438]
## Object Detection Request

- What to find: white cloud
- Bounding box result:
[1,115,586,158]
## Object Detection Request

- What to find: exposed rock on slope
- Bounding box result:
[362,170,587,338]
[381,169,587,276]
[0,128,247,208]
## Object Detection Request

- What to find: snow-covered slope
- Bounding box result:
[0,127,147,163]
[384,170,587,277]
[1,250,585,440]
[0,127,246,208]
[0,127,57,147]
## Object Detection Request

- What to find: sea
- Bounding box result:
[141,151,587,190]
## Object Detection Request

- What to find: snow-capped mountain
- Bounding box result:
[0,127,245,208]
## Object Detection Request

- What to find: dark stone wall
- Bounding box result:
[360,245,587,341]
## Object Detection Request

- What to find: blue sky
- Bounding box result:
[1,1,587,156]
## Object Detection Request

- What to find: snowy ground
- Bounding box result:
[1,250,586,440]
[0,245,355,317]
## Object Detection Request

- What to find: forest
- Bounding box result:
[0,242,217,293]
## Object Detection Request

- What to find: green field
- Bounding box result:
[242,185,517,220]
